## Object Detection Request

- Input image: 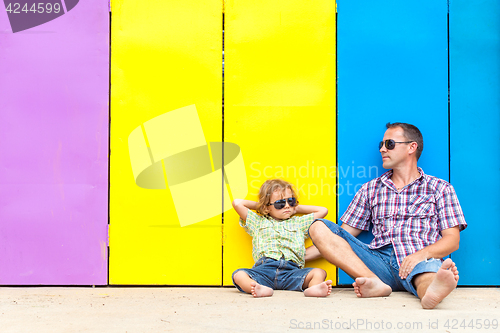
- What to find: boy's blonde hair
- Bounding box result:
[256,179,298,215]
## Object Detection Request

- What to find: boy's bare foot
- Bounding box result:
[304,280,333,297]
[421,258,459,309]
[352,277,392,298]
[250,281,274,297]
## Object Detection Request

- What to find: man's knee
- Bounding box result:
[309,219,338,241]
[309,220,326,241]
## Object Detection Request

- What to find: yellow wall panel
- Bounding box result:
[110,0,223,284]
[224,0,337,286]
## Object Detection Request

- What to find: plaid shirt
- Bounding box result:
[240,210,315,268]
[341,168,467,267]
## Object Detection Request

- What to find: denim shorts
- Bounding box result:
[232,257,314,292]
[310,219,442,297]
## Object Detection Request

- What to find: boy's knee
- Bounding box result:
[310,268,327,279]
[233,270,249,282]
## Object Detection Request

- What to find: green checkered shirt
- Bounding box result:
[239,210,315,268]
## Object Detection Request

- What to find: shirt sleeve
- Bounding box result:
[239,209,261,235]
[340,184,372,231]
[436,184,467,231]
[296,213,315,236]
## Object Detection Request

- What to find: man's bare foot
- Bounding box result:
[304,280,333,297]
[421,258,459,309]
[250,281,274,297]
[352,277,392,298]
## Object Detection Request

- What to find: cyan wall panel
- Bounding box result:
[450,0,500,286]
[337,0,449,285]
[0,1,109,284]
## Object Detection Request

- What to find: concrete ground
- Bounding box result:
[0,287,498,333]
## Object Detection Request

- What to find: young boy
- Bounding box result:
[232,179,332,297]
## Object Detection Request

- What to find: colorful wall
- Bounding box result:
[0,0,498,286]
[0,0,108,285]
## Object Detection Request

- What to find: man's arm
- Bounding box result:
[341,223,363,237]
[398,226,460,279]
[295,205,328,220]
[232,199,258,221]
[339,183,372,235]
[305,245,322,261]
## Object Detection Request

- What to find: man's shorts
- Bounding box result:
[232,257,314,292]
[309,219,442,297]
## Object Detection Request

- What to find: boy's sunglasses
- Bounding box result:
[268,197,298,210]
[379,139,414,150]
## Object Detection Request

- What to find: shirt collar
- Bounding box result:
[416,167,425,183]
[266,215,289,223]
[380,167,425,189]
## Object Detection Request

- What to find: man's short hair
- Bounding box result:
[386,122,424,160]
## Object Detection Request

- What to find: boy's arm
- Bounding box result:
[295,205,328,220]
[232,199,258,221]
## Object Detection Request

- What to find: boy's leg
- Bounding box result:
[233,270,274,297]
[303,268,327,287]
[276,262,332,297]
[302,268,332,297]
[232,262,277,298]
[309,219,392,297]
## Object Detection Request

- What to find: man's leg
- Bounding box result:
[412,258,459,309]
[309,220,392,297]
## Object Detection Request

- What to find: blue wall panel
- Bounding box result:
[337,0,449,285]
[450,0,500,286]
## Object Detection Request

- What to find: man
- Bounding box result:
[308,122,467,309]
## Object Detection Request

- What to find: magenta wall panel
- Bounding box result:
[0,1,109,284]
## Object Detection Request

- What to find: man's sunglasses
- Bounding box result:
[379,139,414,150]
[268,197,298,210]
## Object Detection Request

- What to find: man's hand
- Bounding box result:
[399,250,428,279]
[398,226,460,279]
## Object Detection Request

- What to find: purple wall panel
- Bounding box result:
[0,1,109,284]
